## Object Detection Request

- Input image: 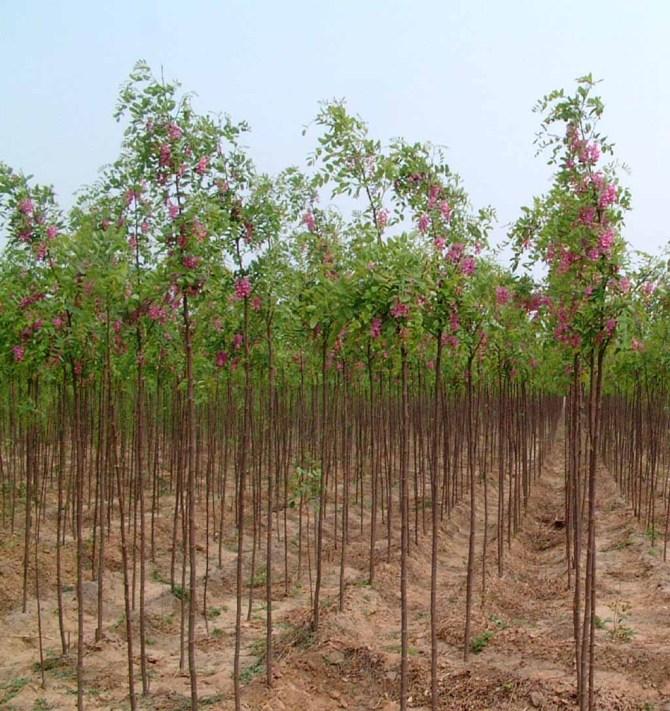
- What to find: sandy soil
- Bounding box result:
[1,427,670,710]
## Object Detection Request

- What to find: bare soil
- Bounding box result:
[1,428,670,710]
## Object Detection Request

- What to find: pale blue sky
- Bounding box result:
[2,1,669,256]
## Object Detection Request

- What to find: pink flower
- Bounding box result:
[599,228,615,253]
[148,304,164,321]
[159,143,172,167]
[233,333,244,350]
[617,277,631,294]
[13,345,25,362]
[428,184,442,209]
[251,296,262,311]
[213,317,223,332]
[443,334,459,349]
[18,198,34,215]
[303,211,316,232]
[460,256,476,276]
[631,338,643,352]
[434,236,446,251]
[193,219,207,241]
[53,316,64,329]
[642,282,656,297]
[579,206,596,227]
[183,255,200,269]
[418,213,431,234]
[605,318,617,336]
[234,277,252,300]
[196,156,209,175]
[439,200,452,221]
[446,242,464,264]
[579,142,600,165]
[167,122,182,141]
[167,201,179,220]
[390,301,410,320]
[113,319,122,334]
[370,317,382,339]
[215,351,229,367]
[599,183,618,209]
[496,286,511,305]
[377,208,389,229]
[46,225,58,240]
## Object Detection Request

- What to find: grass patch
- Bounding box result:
[471,630,494,654]
[1,677,29,705]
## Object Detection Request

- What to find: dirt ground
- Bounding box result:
[1,427,670,710]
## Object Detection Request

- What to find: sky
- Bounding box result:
[2,0,670,257]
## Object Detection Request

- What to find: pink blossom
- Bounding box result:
[213,317,223,332]
[599,183,618,209]
[183,255,200,270]
[587,248,601,261]
[418,213,431,234]
[18,198,34,215]
[370,317,382,339]
[433,236,446,251]
[390,301,410,319]
[167,201,179,220]
[446,242,464,264]
[642,282,656,297]
[377,208,389,229]
[631,338,643,352]
[618,276,631,294]
[18,229,32,242]
[460,256,476,276]
[113,319,122,334]
[141,220,150,234]
[193,219,207,242]
[450,311,460,332]
[251,296,262,311]
[233,333,244,350]
[234,277,252,300]
[439,200,452,220]
[36,242,48,260]
[428,184,442,209]
[196,156,209,175]
[496,286,511,306]
[443,334,459,349]
[159,143,172,167]
[579,142,601,165]
[303,211,316,232]
[167,122,182,141]
[599,228,615,253]
[148,304,164,321]
[579,206,596,227]
[46,225,58,240]
[215,351,229,367]
[13,345,25,362]
[605,318,617,336]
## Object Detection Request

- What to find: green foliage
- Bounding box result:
[470,630,494,654]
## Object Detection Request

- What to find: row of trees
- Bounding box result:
[1,65,668,710]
